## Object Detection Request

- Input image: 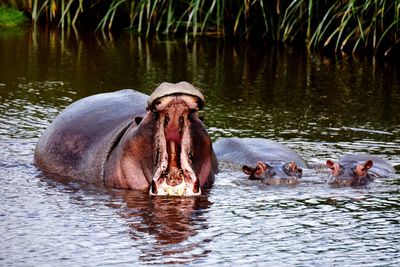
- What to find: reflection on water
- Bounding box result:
[108,190,213,264]
[122,192,211,245]
[0,27,400,265]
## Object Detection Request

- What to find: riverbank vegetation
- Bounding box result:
[1,0,399,57]
[0,5,26,27]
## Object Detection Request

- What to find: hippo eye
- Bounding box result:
[195,97,204,110]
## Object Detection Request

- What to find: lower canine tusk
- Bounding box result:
[151,180,158,195]
[193,178,200,193]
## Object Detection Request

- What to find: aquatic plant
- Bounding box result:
[306,0,400,57]
[0,5,27,27]
[2,0,399,57]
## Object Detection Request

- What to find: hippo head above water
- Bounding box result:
[34,81,217,197]
[242,161,303,185]
[145,82,211,196]
[326,159,374,186]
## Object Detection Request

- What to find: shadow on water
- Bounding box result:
[1,26,400,265]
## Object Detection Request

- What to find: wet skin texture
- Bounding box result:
[35,82,218,196]
[326,154,395,187]
[213,137,307,185]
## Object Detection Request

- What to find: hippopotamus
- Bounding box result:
[34,81,218,196]
[213,137,308,185]
[326,154,395,186]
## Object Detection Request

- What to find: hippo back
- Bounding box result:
[34,89,148,184]
[339,154,395,178]
[213,137,309,168]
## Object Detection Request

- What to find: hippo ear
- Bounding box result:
[135,117,143,125]
[326,160,336,170]
[354,160,373,176]
[288,161,297,172]
[364,160,373,170]
[355,160,373,176]
[242,165,254,175]
[255,162,269,176]
[288,161,302,176]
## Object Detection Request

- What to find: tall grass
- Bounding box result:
[2,0,399,57]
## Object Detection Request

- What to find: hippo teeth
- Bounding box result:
[149,177,201,196]
[151,98,200,196]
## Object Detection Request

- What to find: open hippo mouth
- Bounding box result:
[148,84,204,196]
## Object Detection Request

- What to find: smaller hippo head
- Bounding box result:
[242,161,302,185]
[326,159,374,186]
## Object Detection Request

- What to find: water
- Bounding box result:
[1,27,400,266]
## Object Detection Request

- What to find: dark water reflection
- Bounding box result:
[121,192,213,264]
[1,27,400,266]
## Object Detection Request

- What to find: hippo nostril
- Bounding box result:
[164,116,170,127]
[178,116,184,128]
[151,180,158,195]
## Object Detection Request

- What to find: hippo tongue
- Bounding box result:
[165,131,181,144]
[166,140,184,186]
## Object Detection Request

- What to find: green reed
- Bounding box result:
[2,0,399,56]
[307,0,400,56]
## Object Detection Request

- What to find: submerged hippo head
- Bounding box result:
[110,81,216,196]
[326,159,374,186]
[242,161,302,185]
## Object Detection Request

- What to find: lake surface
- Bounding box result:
[1,27,400,266]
